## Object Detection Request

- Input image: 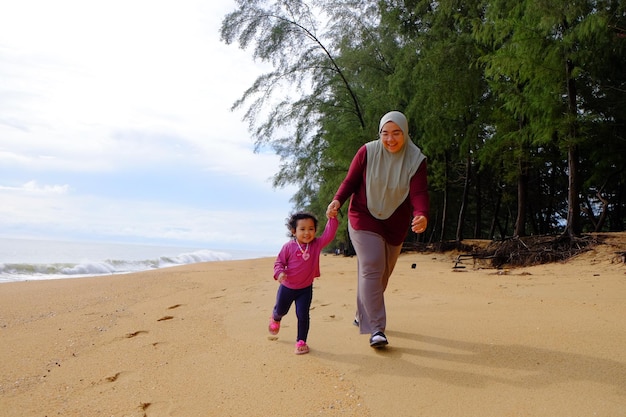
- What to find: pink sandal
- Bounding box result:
[268,317,280,335]
[294,340,309,355]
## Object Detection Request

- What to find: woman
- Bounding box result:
[326,111,429,348]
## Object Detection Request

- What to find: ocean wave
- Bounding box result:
[0,249,233,282]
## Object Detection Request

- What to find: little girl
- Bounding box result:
[269,211,338,354]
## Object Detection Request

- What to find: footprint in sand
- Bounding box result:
[310,302,331,311]
[158,304,183,321]
[125,330,149,338]
[321,314,342,322]
[104,372,121,382]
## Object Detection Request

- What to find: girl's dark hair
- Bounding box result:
[286,212,318,235]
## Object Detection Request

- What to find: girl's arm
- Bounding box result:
[317,216,339,248]
[273,244,290,280]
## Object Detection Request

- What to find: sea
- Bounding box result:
[0,238,274,284]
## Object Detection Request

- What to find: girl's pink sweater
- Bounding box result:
[273,217,338,289]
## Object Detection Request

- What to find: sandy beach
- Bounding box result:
[1,234,625,417]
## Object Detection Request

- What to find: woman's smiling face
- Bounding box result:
[380,121,405,153]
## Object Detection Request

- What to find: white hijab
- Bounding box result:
[365,111,426,220]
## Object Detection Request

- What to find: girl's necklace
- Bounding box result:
[296,240,310,260]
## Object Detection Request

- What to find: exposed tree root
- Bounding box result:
[405,234,602,268]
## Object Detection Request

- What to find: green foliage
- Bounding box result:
[220,0,626,245]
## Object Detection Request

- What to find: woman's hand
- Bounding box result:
[326,200,341,218]
[411,215,427,233]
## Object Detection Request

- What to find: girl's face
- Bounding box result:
[293,218,316,245]
[380,121,405,153]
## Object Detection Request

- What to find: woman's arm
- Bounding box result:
[327,145,367,217]
[409,161,429,233]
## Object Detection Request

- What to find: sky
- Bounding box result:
[0,0,299,253]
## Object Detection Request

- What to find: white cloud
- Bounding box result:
[0,0,278,175]
[0,180,70,194]
[0,187,290,251]
[0,0,298,251]
[1,1,268,167]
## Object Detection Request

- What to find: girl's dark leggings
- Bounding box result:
[272,284,313,342]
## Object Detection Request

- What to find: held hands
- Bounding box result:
[411,215,427,233]
[327,199,426,233]
[326,200,340,218]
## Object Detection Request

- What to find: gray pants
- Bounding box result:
[349,223,402,335]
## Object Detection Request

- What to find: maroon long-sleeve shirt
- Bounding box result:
[333,144,429,246]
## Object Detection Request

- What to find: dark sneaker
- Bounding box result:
[369,331,388,348]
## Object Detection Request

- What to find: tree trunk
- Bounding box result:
[543,151,558,234]
[514,161,528,237]
[439,152,449,242]
[564,58,581,237]
[455,153,471,242]
[473,167,482,238]
[489,192,502,240]
[514,117,528,237]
